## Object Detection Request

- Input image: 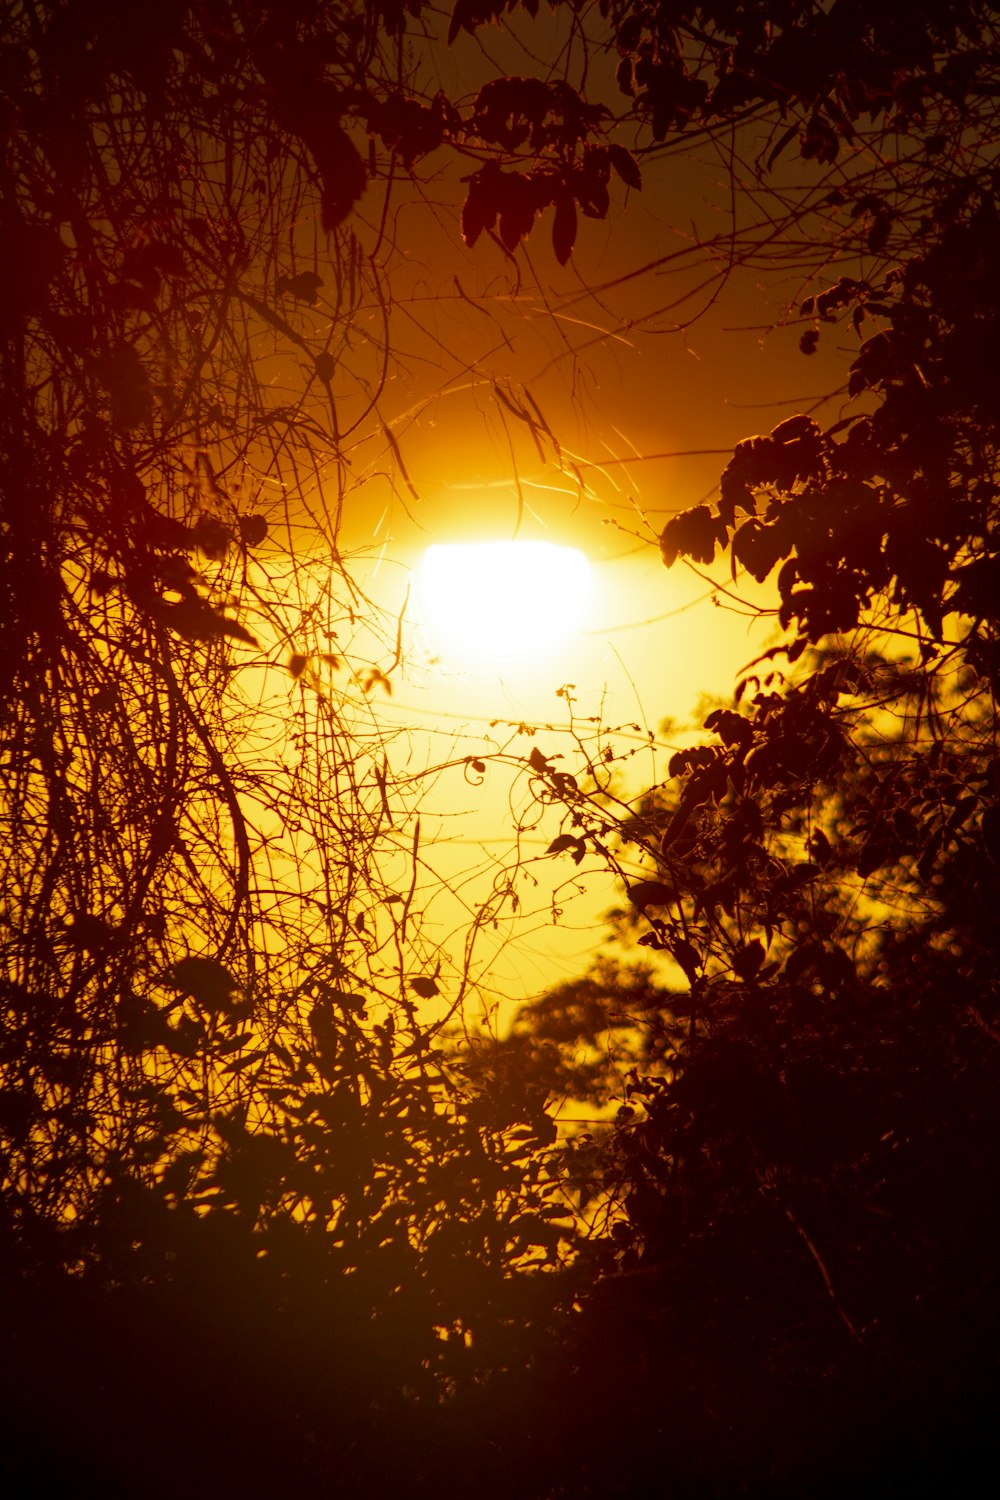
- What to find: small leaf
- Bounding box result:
[410,975,440,999]
[659,505,723,567]
[498,173,539,250]
[867,210,892,254]
[222,1050,269,1076]
[276,270,323,303]
[462,159,502,247]
[164,956,238,1012]
[732,939,765,980]
[312,124,367,231]
[766,122,798,173]
[703,708,752,747]
[732,519,788,584]
[607,143,641,190]
[153,596,257,646]
[192,513,230,560]
[627,880,674,908]
[671,938,701,980]
[333,989,367,1014]
[447,0,476,44]
[238,514,268,547]
[314,351,336,383]
[552,190,577,265]
[356,666,391,695]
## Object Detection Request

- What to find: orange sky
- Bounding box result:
[247,13,864,1011]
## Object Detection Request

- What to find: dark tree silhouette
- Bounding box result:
[493,3,1000,1492]
[2,2,999,1496]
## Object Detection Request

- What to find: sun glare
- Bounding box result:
[415,541,592,671]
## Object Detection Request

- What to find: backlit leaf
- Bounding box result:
[627,880,674,908]
[238,514,268,547]
[608,143,642,190]
[165,956,239,1012]
[552,190,576,264]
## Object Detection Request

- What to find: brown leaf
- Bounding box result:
[276,270,324,304]
[165,956,238,1012]
[552,190,577,265]
[238,514,268,547]
[659,505,723,567]
[627,879,674,909]
[608,143,642,191]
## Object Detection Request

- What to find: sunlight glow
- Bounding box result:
[415,541,591,670]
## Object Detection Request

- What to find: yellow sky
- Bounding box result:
[239,15,860,1016]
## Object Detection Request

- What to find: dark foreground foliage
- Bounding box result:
[2,2,999,1495]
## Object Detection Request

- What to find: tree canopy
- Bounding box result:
[2,2,999,1495]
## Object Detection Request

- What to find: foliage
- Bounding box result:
[500,5,1000,1491]
[2,1,1000,1496]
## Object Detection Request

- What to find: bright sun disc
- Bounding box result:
[416,541,591,669]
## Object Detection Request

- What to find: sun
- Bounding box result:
[415,541,592,671]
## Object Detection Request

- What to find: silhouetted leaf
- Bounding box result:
[800,111,839,163]
[608,143,642,190]
[732,519,789,583]
[238,514,268,547]
[627,880,674,908]
[670,937,701,981]
[552,189,577,264]
[704,708,753,748]
[312,129,366,229]
[766,122,798,172]
[192,513,231,560]
[659,504,724,567]
[462,159,502,247]
[732,939,765,979]
[165,956,239,1012]
[222,1049,269,1075]
[547,832,586,864]
[575,154,610,219]
[153,596,257,646]
[498,172,541,250]
[276,270,324,303]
